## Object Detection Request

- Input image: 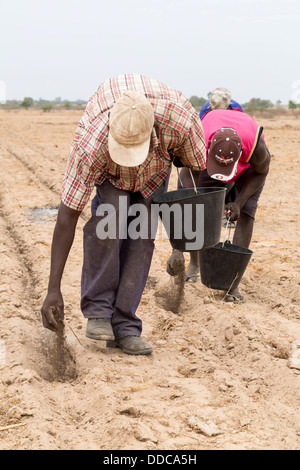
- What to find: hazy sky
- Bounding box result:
[1,0,300,104]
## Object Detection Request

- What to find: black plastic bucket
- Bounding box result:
[199,240,253,291]
[153,187,226,252]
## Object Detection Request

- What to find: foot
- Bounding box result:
[86,318,115,341]
[185,251,200,282]
[185,262,200,282]
[224,287,245,303]
[107,336,153,355]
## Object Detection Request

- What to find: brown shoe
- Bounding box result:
[86,318,114,341]
[107,336,153,355]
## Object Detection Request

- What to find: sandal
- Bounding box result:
[224,293,245,304]
[185,273,199,283]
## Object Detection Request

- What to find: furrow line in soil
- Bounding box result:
[0,196,41,320]
[5,146,89,222]
[4,126,69,178]
[0,192,79,384]
[6,147,62,198]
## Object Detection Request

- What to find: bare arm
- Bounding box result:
[226,136,270,220]
[41,202,82,331]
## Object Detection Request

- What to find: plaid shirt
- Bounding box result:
[62,74,206,211]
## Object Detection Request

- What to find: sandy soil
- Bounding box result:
[0,109,300,450]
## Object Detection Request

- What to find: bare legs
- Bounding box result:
[232,213,254,249]
[185,251,200,282]
[225,213,254,301]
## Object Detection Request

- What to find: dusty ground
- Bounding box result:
[0,109,299,450]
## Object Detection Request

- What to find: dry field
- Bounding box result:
[0,109,300,450]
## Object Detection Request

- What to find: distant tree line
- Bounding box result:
[189,95,207,109]
[188,95,300,113]
[0,96,87,112]
[1,94,299,113]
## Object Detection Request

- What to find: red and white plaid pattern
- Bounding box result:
[62,74,206,211]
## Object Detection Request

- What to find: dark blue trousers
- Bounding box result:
[81,179,167,340]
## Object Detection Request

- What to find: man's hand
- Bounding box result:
[40,202,81,332]
[166,250,185,276]
[41,290,64,332]
[225,201,240,222]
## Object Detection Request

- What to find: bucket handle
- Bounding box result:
[188,169,198,195]
[177,167,184,188]
[176,168,198,194]
[176,167,198,195]
[222,216,232,248]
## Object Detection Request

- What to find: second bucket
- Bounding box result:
[199,240,253,291]
[153,187,226,252]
